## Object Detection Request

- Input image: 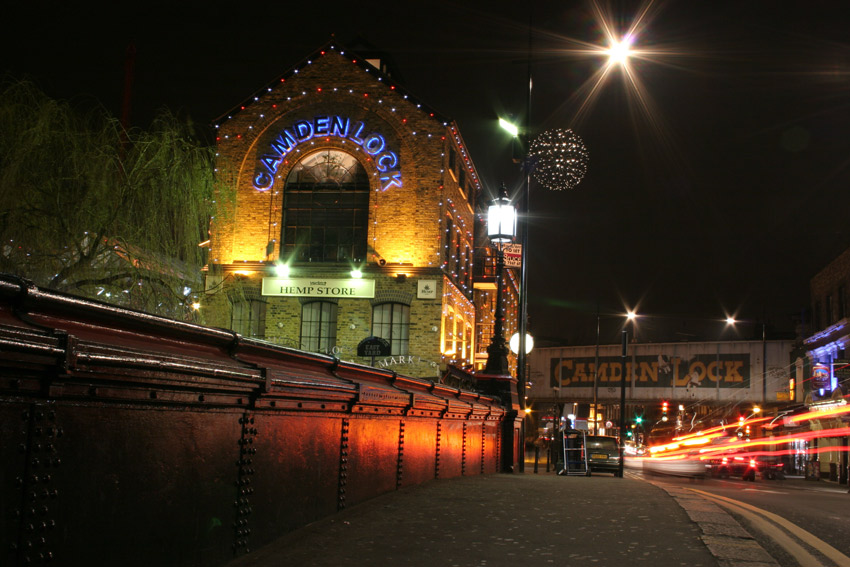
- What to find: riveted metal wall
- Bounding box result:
[0,276,512,567]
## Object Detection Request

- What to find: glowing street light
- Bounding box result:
[618,308,638,478]
[483,186,517,377]
[498,117,519,138]
[606,35,634,66]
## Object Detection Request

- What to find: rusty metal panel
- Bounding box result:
[397,419,437,487]
[344,417,400,506]
[482,420,501,474]
[436,420,464,478]
[464,421,483,475]
[42,403,241,565]
[247,412,341,545]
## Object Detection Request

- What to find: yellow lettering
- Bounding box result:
[725,361,744,382]
[575,363,589,384]
[638,362,657,383]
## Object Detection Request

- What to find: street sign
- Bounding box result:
[357,336,391,357]
[503,243,522,268]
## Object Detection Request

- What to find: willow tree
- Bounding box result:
[0,79,229,320]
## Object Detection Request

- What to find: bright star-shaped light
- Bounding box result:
[607,35,634,66]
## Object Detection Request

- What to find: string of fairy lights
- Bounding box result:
[528,128,589,191]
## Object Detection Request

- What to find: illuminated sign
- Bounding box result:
[261,277,375,298]
[812,363,830,390]
[253,115,402,192]
[550,354,751,388]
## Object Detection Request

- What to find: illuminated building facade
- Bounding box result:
[202,42,518,380]
[803,246,850,483]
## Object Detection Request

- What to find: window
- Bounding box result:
[300,301,338,354]
[826,295,834,325]
[372,303,410,356]
[281,150,369,262]
[839,285,847,320]
[231,298,266,338]
[445,216,455,275]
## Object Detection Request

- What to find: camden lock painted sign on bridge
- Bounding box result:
[550,353,751,389]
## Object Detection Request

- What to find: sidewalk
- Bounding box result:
[226,471,725,567]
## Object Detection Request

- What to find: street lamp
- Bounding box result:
[483,186,516,377]
[618,310,638,478]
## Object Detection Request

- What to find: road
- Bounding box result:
[635,472,850,567]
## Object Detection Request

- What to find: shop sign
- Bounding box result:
[812,363,831,390]
[550,353,751,388]
[252,115,402,192]
[503,243,522,268]
[261,277,375,298]
[417,280,437,299]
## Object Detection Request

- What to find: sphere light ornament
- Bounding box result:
[528,128,589,191]
[509,332,534,355]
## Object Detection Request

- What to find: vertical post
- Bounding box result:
[762,320,767,404]
[484,244,509,376]
[516,12,533,472]
[593,304,600,434]
[618,329,627,478]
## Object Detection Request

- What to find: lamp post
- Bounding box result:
[483,186,517,377]
[618,310,637,478]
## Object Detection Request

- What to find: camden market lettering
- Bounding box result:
[253,115,402,192]
[550,354,750,388]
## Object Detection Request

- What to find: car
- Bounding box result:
[705,453,784,481]
[585,435,622,476]
[642,457,707,478]
[623,440,647,456]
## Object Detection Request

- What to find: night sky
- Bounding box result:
[5,1,850,345]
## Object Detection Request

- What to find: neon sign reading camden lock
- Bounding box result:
[253,115,402,192]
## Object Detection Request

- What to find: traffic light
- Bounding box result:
[661,401,669,422]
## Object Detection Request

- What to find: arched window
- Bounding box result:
[300,301,338,354]
[372,302,410,356]
[281,150,369,263]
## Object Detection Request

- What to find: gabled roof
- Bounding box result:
[212,39,450,128]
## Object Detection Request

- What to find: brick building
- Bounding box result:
[802,245,850,483]
[202,41,519,380]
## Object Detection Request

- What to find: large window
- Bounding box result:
[281,150,369,263]
[231,298,266,338]
[372,302,410,356]
[300,301,338,354]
